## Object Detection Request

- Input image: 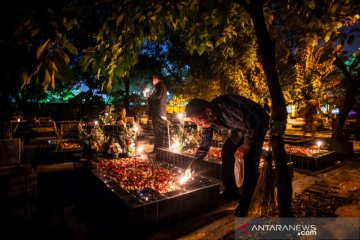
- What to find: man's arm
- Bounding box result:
[186,127,212,174]
[194,127,213,162]
[149,83,165,100]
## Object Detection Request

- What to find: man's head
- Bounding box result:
[185,99,215,128]
[120,108,126,118]
[152,74,161,85]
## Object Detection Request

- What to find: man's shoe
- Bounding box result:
[219,189,238,201]
[234,204,248,217]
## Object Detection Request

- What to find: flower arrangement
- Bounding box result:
[170,124,201,152]
[99,105,116,125]
[128,142,136,155]
[78,121,106,156]
[78,110,139,158]
[108,142,122,155]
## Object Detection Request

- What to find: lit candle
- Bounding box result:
[178,174,190,185]
[177,113,184,122]
[171,140,180,151]
[316,140,322,153]
[17,118,20,122]
[143,88,150,97]
[136,146,143,154]
[133,124,139,133]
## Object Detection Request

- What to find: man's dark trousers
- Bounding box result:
[152,115,167,152]
[221,128,267,213]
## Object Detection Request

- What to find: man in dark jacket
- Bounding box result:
[185,94,269,217]
[148,74,167,154]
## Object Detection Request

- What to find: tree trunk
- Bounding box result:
[329,57,358,154]
[239,0,293,217]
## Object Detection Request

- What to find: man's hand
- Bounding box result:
[237,144,250,158]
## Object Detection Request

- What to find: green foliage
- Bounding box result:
[292,38,337,105]
[180,75,221,101]
[2,0,359,119]
[39,82,82,103]
[279,0,360,110]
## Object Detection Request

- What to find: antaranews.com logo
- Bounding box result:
[236,222,317,237]
[235,218,359,240]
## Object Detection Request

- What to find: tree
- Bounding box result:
[277,0,360,153]
[233,0,292,217]
[331,53,360,152]
[0,0,109,120]
[291,37,339,108]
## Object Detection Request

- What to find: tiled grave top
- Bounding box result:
[90,157,220,208]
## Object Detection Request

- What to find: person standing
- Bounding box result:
[147,74,167,154]
[116,107,127,129]
[185,94,271,217]
[300,94,321,138]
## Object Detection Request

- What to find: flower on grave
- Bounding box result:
[78,122,106,154]
[128,143,136,155]
[183,133,200,148]
[89,125,106,153]
[170,125,201,152]
[108,142,122,154]
[99,105,116,125]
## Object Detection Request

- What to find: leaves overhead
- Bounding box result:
[1,0,359,108]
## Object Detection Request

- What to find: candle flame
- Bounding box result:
[178,175,190,185]
[133,124,139,133]
[136,146,143,153]
[171,140,181,150]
